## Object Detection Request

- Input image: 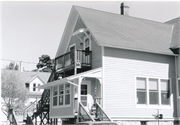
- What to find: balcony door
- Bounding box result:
[83,37,91,64]
[69,44,76,65]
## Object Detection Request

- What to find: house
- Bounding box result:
[38,6,180,125]
[1,69,50,124]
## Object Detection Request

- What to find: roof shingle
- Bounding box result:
[74,6,174,55]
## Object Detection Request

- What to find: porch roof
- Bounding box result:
[38,68,102,89]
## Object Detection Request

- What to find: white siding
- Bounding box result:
[103,47,177,119]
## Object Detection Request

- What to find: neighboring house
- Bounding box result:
[38,6,180,125]
[1,69,50,124]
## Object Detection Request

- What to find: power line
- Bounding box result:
[1,59,38,64]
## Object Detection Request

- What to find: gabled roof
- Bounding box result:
[165,17,180,49]
[1,69,51,85]
[72,6,174,55]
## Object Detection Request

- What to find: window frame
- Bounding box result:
[52,83,71,108]
[135,76,172,109]
[33,83,36,91]
[83,36,91,51]
[178,79,180,98]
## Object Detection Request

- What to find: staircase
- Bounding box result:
[29,89,57,125]
[78,99,112,122]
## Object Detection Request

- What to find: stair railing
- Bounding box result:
[79,102,95,122]
[95,102,112,121]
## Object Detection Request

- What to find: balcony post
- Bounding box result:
[74,49,77,75]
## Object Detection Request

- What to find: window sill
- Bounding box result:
[52,104,71,109]
[135,105,173,109]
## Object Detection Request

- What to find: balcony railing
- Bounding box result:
[55,50,92,72]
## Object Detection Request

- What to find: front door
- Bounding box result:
[81,81,92,111]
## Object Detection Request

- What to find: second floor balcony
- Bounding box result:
[55,50,92,77]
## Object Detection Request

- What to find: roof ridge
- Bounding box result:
[73,5,171,26]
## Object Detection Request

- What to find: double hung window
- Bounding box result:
[52,83,71,107]
[33,83,36,91]
[59,85,64,105]
[136,77,171,106]
[53,86,58,106]
[149,79,158,105]
[161,80,170,105]
[136,78,146,104]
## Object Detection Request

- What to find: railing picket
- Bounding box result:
[55,50,92,73]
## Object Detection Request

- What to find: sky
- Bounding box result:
[1,1,180,71]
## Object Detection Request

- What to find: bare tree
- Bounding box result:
[1,70,29,121]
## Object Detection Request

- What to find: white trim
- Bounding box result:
[135,76,173,109]
[52,83,71,108]
[56,7,76,57]
[177,78,180,98]
[102,45,176,56]
[69,43,76,52]
[81,80,91,110]
[83,35,91,51]
[64,13,79,54]
[102,46,105,109]
[38,68,102,89]
[72,28,88,36]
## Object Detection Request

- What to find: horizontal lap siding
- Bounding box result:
[91,38,102,69]
[66,18,102,69]
[50,85,74,118]
[103,47,176,118]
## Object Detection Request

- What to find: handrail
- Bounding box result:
[96,102,112,121]
[79,102,95,122]
[55,50,92,72]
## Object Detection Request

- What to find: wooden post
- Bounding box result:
[77,77,83,123]
[74,50,77,75]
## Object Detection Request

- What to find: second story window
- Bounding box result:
[33,83,36,91]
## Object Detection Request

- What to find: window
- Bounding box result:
[25,83,29,90]
[178,80,180,97]
[85,38,90,52]
[136,77,171,106]
[52,83,71,107]
[65,84,70,105]
[149,78,158,105]
[53,86,58,106]
[81,84,88,106]
[136,78,146,104]
[59,85,64,105]
[161,80,170,105]
[33,83,36,91]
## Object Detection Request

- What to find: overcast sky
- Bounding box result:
[1,1,180,71]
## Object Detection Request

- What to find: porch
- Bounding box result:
[38,68,111,123]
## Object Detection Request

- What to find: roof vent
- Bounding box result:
[120,2,129,15]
